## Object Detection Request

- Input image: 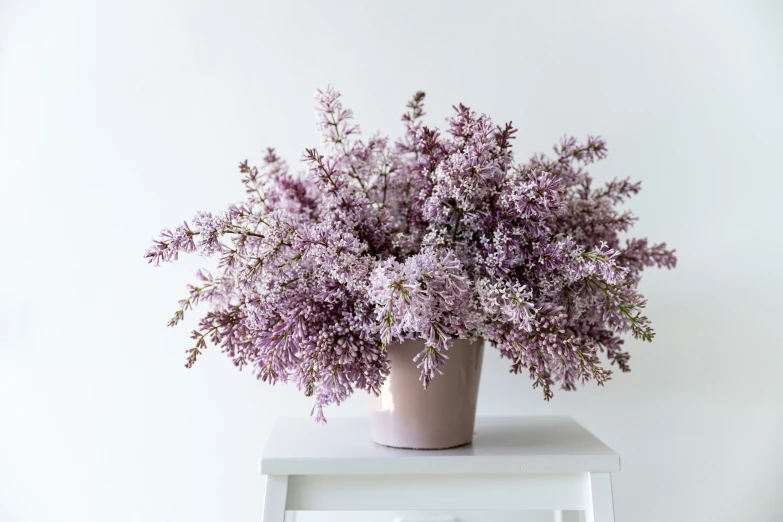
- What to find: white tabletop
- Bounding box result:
[260,416,620,475]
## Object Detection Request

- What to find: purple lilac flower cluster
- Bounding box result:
[146,87,676,421]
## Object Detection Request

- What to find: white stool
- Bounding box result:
[260,416,618,522]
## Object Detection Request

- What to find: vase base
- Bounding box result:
[371,439,473,451]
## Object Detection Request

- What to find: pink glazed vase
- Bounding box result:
[368,338,484,450]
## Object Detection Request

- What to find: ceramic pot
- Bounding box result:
[368,338,484,450]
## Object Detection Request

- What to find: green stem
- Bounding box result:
[451,210,462,244]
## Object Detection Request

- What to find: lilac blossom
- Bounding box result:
[370,249,477,386]
[146,86,676,420]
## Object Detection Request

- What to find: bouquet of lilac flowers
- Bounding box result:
[146,87,676,421]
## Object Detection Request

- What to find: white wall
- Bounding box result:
[2,1,782,521]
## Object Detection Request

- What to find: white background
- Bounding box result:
[2,1,782,521]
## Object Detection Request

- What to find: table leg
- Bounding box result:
[585,473,615,522]
[263,475,289,522]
